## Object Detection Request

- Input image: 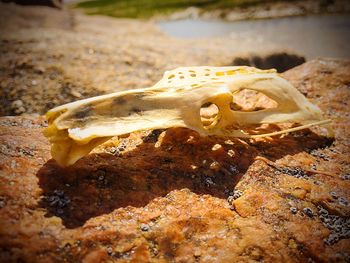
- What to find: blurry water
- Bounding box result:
[157,14,350,59]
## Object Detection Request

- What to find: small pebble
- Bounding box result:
[227,190,243,204]
[340,174,350,180]
[54,190,64,197]
[140,224,150,232]
[209,161,220,171]
[211,144,222,151]
[106,247,113,255]
[205,177,215,187]
[338,197,349,206]
[318,207,328,216]
[11,100,23,108]
[303,207,314,218]
[290,207,298,214]
[228,164,239,175]
[70,90,82,98]
[227,149,235,157]
[330,191,338,199]
[227,196,234,204]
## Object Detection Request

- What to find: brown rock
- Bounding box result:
[0,59,349,262]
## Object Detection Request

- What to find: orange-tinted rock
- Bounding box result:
[0,59,349,262]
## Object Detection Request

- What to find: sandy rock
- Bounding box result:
[0,58,349,262]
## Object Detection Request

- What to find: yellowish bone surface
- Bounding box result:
[45,66,331,167]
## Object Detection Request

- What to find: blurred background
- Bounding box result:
[0,0,349,116]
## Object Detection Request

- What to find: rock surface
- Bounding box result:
[0,59,349,262]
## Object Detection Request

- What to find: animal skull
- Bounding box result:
[44,66,332,166]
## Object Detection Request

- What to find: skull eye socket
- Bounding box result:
[230,89,278,112]
[200,103,219,129]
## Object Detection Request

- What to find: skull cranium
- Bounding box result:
[44,66,332,166]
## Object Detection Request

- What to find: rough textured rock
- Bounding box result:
[0,59,349,262]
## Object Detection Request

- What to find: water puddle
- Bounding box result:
[157,14,350,59]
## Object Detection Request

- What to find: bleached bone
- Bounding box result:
[44,66,332,166]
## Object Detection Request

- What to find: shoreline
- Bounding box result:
[70,0,350,22]
[152,0,350,22]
